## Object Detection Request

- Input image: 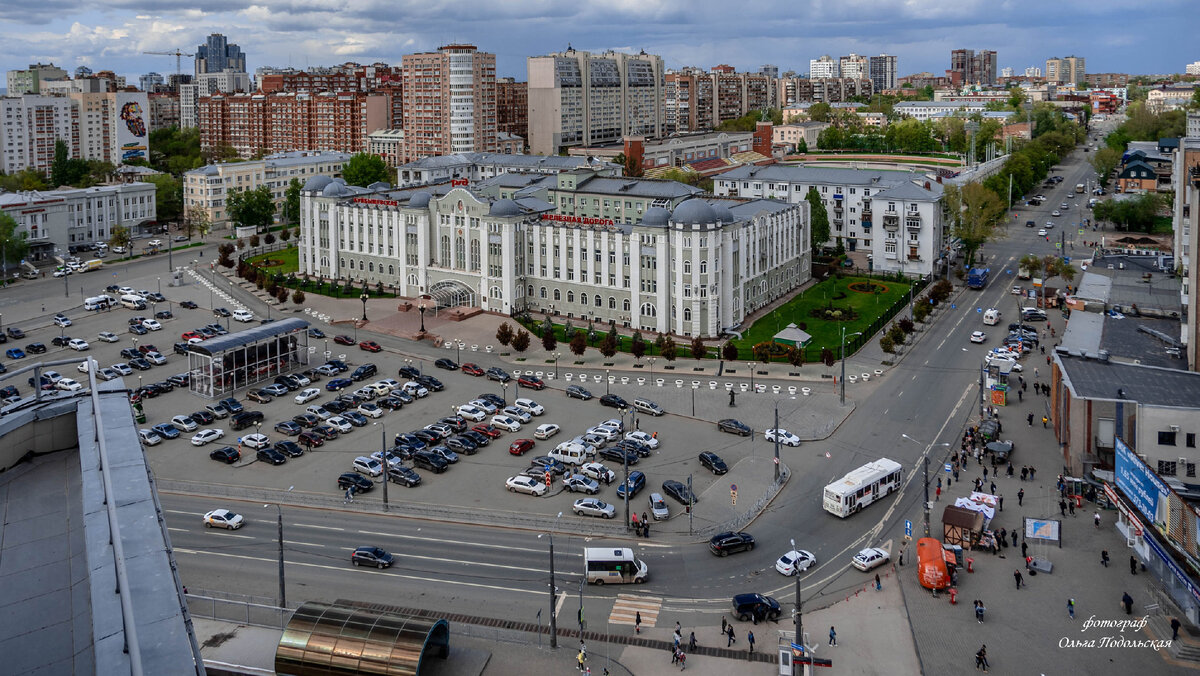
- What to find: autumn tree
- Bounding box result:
[496,321,514,346]
[599,332,619,358]
[511,329,531,352]
[690,337,706,362]
[722,341,739,362]
[661,337,678,362]
[630,331,646,361]
[292,290,306,305]
[570,330,587,356]
[541,323,557,351]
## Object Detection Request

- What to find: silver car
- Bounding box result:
[648,492,670,520]
[572,498,615,519]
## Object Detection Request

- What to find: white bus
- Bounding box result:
[823,458,903,517]
[584,547,648,585]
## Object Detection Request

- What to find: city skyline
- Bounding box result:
[0,0,1194,87]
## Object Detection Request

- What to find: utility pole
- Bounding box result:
[922,456,931,537]
[687,474,694,535]
[773,402,781,482]
[791,537,804,658]
[548,530,557,649]
[276,506,286,608]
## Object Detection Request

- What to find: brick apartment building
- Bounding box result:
[401,44,497,162]
[199,90,387,157]
[665,66,777,133]
[496,77,527,141]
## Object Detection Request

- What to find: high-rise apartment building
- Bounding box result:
[527,48,665,155]
[198,91,387,158]
[868,55,898,92]
[839,54,869,81]
[1188,62,1200,76]
[0,95,77,174]
[148,93,180,131]
[1001,67,1015,78]
[139,72,164,92]
[179,84,199,129]
[665,66,777,134]
[1024,66,1042,78]
[760,64,779,80]
[496,77,528,141]
[6,63,69,95]
[195,33,246,76]
[401,44,497,162]
[1045,56,1086,84]
[809,55,839,79]
[778,77,872,106]
[949,49,998,85]
[257,63,402,94]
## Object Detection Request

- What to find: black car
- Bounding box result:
[699,451,728,475]
[274,375,300,391]
[397,365,421,379]
[231,410,265,431]
[566,385,593,400]
[51,335,73,347]
[342,411,369,427]
[598,447,639,465]
[709,531,755,556]
[120,347,141,360]
[439,415,468,432]
[154,310,173,320]
[412,429,441,445]
[173,342,190,355]
[325,359,349,372]
[313,425,339,440]
[351,364,377,381]
[731,593,781,622]
[308,328,326,339]
[377,396,405,411]
[485,367,512,382]
[434,358,458,370]
[146,292,166,303]
[461,430,490,447]
[7,327,26,339]
[416,375,444,391]
[180,301,199,309]
[274,440,305,457]
[613,439,652,458]
[128,358,153,371]
[351,546,394,568]
[210,446,240,464]
[412,450,449,473]
[662,480,697,506]
[323,399,349,414]
[26,342,46,354]
[214,307,232,317]
[0,385,17,399]
[717,419,752,436]
[599,394,628,409]
[445,436,477,455]
[478,392,505,408]
[336,392,364,406]
[337,473,374,492]
[394,433,426,451]
[256,447,288,465]
[0,332,6,344]
[191,410,216,424]
[387,466,422,487]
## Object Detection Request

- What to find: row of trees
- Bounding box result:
[1092,193,1165,231]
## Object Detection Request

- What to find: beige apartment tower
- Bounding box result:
[527,49,665,155]
[401,44,497,162]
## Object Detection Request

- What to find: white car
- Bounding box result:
[326,416,352,433]
[239,433,271,449]
[171,415,199,432]
[469,399,498,414]
[53,315,72,327]
[111,363,133,376]
[294,388,321,404]
[375,378,401,391]
[587,425,620,441]
[142,319,162,331]
[293,374,312,386]
[501,406,532,423]
[353,456,383,477]
[138,429,163,446]
[117,285,134,295]
[147,239,163,248]
[67,338,90,351]
[579,462,615,484]
[357,403,383,418]
[232,309,254,322]
[506,475,547,496]
[491,415,522,432]
[97,331,119,343]
[765,428,801,446]
[403,381,429,398]
[648,492,669,520]
[55,378,83,391]
[851,547,890,572]
[970,331,987,344]
[625,431,659,449]
[534,423,561,440]
[513,398,545,416]
[1051,210,1061,217]
[352,387,377,401]
[456,404,487,422]
[366,382,392,397]
[985,353,1023,371]
[191,428,225,446]
[203,508,244,530]
[77,360,92,373]
[776,549,817,576]
[143,351,167,365]
[1037,228,1048,236]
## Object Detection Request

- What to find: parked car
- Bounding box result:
[709,531,755,556]
[648,492,670,520]
[534,423,560,440]
[337,473,374,493]
[851,547,890,572]
[566,385,593,400]
[387,466,422,487]
[210,446,240,464]
[563,474,600,494]
[698,451,728,475]
[461,363,485,376]
[616,470,647,499]
[486,367,512,382]
[731,593,781,622]
[435,358,458,370]
[506,475,548,496]
[572,498,616,519]
[256,447,288,465]
[662,480,696,506]
[517,375,545,390]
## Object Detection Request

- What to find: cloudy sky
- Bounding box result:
[0,0,1194,85]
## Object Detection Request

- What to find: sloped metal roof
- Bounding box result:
[188,317,309,356]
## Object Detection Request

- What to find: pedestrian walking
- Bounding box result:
[983,466,989,481]
[748,630,755,653]
[1130,556,1139,575]
[1011,530,1018,547]
[673,629,681,650]
[1068,500,1076,516]
[1029,466,1036,480]
[976,644,990,672]
[936,486,941,501]
[688,631,696,651]
[1059,498,1067,516]
[998,494,1003,511]
[642,512,649,529]
[829,626,837,646]
[1027,413,1034,427]
[671,647,678,665]
[578,650,586,672]
[1122,592,1134,615]
[1014,570,1024,589]
[937,477,942,490]
[726,625,736,646]
[580,639,587,662]
[990,481,996,495]
[974,600,985,623]
[675,621,681,636]
[1007,462,1014,477]
[1018,389,1023,402]
[1042,415,1049,428]
[1021,541,1028,558]
[875,573,881,591]
[1018,488,1024,505]
[1094,511,1101,528]
[631,513,638,530]
[1101,550,1109,567]
[1172,617,1182,641]
[637,611,643,634]
[1068,598,1075,619]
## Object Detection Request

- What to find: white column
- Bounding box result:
[501,224,514,314]
[656,230,670,335]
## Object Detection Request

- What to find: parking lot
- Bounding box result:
[0,273,822,531]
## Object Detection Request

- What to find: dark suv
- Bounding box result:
[599,394,628,409]
[229,410,265,431]
[709,531,755,556]
[412,450,449,474]
[731,593,781,623]
[351,363,377,381]
[486,367,512,382]
[699,451,729,475]
[615,470,646,499]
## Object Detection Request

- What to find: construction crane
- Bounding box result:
[143,49,195,78]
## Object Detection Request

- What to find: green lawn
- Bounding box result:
[246,246,299,275]
[736,275,913,355]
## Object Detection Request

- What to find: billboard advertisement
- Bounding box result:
[1114,436,1167,522]
[114,92,149,163]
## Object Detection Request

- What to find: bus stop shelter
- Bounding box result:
[276,601,450,675]
[186,317,310,398]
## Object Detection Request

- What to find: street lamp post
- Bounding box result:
[605,369,610,396]
[691,382,698,417]
[418,302,427,333]
[360,293,369,322]
[839,327,863,406]
[157,277,162,294]
[648,357,655,380]
[773,401,782,482]
[791,536,804,652]
[554,352,561,379]
[540,511,564,649]
[376,423,389,511]
[455,340,462,364]
[749,362,757,392]
[263,486,294,610]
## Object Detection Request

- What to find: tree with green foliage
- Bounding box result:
[722,341,739,362]
[342,153,390,187]
[1090,147,1122,185]
[661,336,678,362]
[143,173,183,224]
[794,138,808,154]
[202,144,240,164]
[630,331,646,360]
[752,342,772,363]
[1020,254,1077,297]
[0,212,30,276]
[108,225,131,259]
[879,335,895,353]
[541,323,557,352]
[807,103,832,123]
[0,169,48,192]
[148,126,204,175]
[281,178,302,225]
[570,330,587,357]
[787,345,804,368]
[50,139,70,187]
[512,329,531,353]
[227,184,275,233]
[623,152,644,177]
[496,321,514,346]
[920,84,935,100]
[183,206,210,240]
[806,187,830,251]
[690,337,706,362]
[943,182,1007,265]
[1093,193,1164,232]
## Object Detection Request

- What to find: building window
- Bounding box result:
[553,289,561,301]
[567,291,574,303]
[595,295,602,307]
[1159,431,1178,446]
[580,293,588,306]
[684,308,692,321]
[440,235,450,265]
[1188,433,1196,448]
[470,240,480,271]
[1158,460,1178,476]
[540,287,547,299]
[609,297,616,309]
[683,261,691,274]
[640,302,657,317]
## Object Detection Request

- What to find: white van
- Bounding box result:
[983,308,1002,326]
[83,296,111,311]
[550,442,590,466]
[120,294,147,310]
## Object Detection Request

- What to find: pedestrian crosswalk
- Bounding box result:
[608,593,662,627]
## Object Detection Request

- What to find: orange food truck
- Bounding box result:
[917,537,954,590]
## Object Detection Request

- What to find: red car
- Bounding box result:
[517,375,545,390]
[472,424,502,438]
[138,344,158,354]
[297,431,325,447]
[461,363,485,377]
[359,340,382,352]
[333,335,355,346]
[508,439,535,456]
[181,331,203,341]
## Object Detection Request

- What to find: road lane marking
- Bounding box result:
[609,594,663,626]
[285,540,324,548]
[293,523,346,531]
[355,529,584,556]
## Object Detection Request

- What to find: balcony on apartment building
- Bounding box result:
[905,212,922,231]
[861,204,872,230]
[882,210,900,230]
